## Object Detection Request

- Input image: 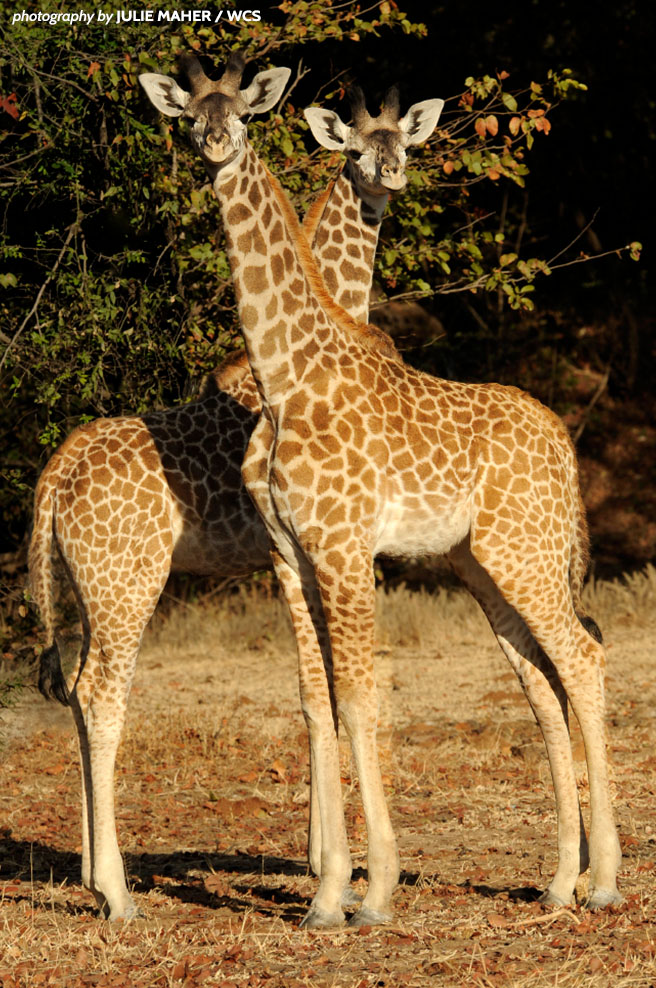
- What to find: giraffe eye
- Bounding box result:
[349,149,363,161]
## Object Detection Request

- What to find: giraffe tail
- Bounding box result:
[570,489,603,644]
[28,472,71,706]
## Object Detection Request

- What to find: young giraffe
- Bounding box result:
[30,68,441,921]
[142,52,622,929]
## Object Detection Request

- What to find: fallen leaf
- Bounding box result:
[270,758,287,783]
[487,912,510,928]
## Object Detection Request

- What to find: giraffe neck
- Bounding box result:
[213,143,355,409]
[303,165,388,324]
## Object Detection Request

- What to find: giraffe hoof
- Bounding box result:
[347,906,393,928]
[107,899,144,922]
[299,906,345,930]
[341,887,362,909]
[585,887,622,910]
[538,889,572,908]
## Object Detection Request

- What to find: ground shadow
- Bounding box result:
[0,836,318,920]
[464,880,542,902]
[3,837,539,922]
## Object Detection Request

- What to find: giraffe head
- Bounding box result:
[139,52,290,170]
[304,87,443,197]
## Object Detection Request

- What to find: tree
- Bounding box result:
[0,0,644,591]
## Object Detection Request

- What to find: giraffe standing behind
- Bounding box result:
[140,52,621,929]
[29,66,441,921]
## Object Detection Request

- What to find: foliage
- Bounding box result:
[0,0,640,557]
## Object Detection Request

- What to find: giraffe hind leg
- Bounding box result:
[464,537,621,908]
[71,635,143,921]
[68,563,168,921]
[449,540,588,905]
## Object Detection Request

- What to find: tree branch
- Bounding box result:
[0,221,80,374]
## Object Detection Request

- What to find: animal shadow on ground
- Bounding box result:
[2,836,542,922]
[2,837,326,920]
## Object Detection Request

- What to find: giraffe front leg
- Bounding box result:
[306,694,362,912]
[312,547,399,927]
[271,551,353,929]
[244,421,356,927]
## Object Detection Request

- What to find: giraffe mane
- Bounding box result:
[301,179,337,246]
[199,349,251,397]
[261,161,401,362]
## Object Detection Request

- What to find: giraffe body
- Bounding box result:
[30,65,440,921]
[29,358,266,918]
[139,53,620,928]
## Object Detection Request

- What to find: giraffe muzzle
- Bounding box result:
[380,167,406,191]
[199,124,235,160]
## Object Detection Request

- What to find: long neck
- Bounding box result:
[303,165,388,324]
[213,143,356,409]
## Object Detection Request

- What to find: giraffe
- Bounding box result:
[141,52,622,929]
[29,64,441,921]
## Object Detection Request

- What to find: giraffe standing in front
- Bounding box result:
[30,66,441,921]
[142,52,621,929]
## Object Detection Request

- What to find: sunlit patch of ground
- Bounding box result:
[2,569,655,986]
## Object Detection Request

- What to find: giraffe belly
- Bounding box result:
[373,493,472,558]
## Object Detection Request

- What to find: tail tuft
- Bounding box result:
[577,612,603,645]
[38,642,70,706]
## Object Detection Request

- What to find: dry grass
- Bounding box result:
[2,568,656,987]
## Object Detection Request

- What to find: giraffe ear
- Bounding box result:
[399,98,444,146]
[240,67,291,114]
[139,73,191,117]
[304,107,351,152]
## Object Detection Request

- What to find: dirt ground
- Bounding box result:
[1,573,655,987]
